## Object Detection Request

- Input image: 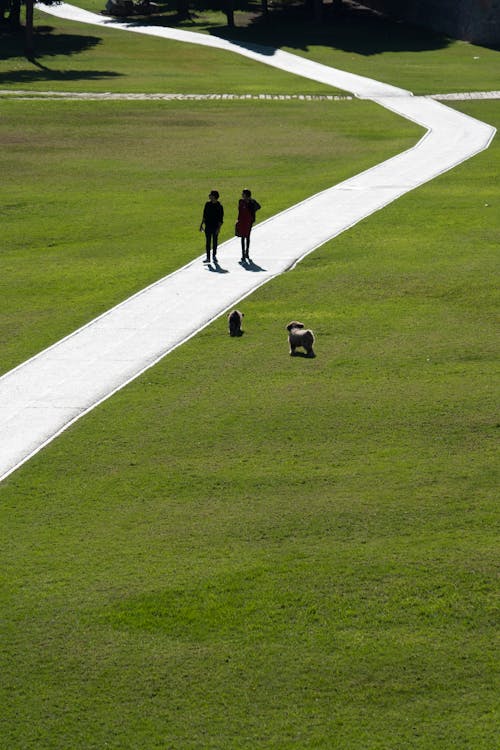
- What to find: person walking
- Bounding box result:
[235,189,260,262]
[200,190,224,263]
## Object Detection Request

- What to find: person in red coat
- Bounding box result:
[235,189,260,262]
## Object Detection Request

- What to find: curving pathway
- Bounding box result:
[0,3,495,482]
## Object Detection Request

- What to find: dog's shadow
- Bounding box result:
[239,259,266,272]
[229,330,245,337]
[291,351,316,358]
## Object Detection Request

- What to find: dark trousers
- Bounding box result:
[204,227,219,257]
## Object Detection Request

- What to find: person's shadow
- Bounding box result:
[206,260,229,274]
[239,258,266,272]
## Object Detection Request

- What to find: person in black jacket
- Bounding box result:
[200,190,224,263]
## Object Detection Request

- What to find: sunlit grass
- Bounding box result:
[0,96,422,373]
[0,4,498,744]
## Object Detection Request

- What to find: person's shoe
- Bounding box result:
[203,257,210,263]
[212,255,217,263]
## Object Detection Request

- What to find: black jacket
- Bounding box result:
[203,201,224,229]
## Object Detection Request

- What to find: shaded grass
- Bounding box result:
[0,102,498,748]
[1,0,497,95]
[232,4,500,95]
[0,96,422,374]
[0,10,340,94]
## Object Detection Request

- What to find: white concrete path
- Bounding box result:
[0,3,495,482]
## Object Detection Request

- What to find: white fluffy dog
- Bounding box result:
[286,321,315,357]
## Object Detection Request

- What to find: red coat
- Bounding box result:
[236,198,260,238]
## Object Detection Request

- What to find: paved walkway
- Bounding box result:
[0,3,496,482]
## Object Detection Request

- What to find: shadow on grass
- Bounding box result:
[290,351,316,358]
[116,0,453,56]
[0,0,453,86]
[209,1,452,56]
[0,67,123,84]
[0,25,101,59]
[0,25,124,84]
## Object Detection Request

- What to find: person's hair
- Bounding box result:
[242,189,252,198]
[210,190,219,199]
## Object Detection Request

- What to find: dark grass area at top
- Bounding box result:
[0,96,423,375]
[213,1,500,95]
[0,8,340,94]
[1,0,498,95]
[0,102,498,749]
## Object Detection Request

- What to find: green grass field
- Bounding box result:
[0,96,423,374]
[0,4,499,749]
[1,0,499,94]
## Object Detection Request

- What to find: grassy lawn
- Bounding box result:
[0,9,340,94]
[0,4,499,748]
[0,96,422,374]
[1,1,499,94]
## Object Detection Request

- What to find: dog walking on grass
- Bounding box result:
[286,321,315,357]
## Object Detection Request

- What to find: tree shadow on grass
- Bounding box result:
[209,1,453,57]
[0,0,454,86]
[0,67,123,84]
[0,25,123,85]
[107,0,453,56]
[0,25,101,59]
